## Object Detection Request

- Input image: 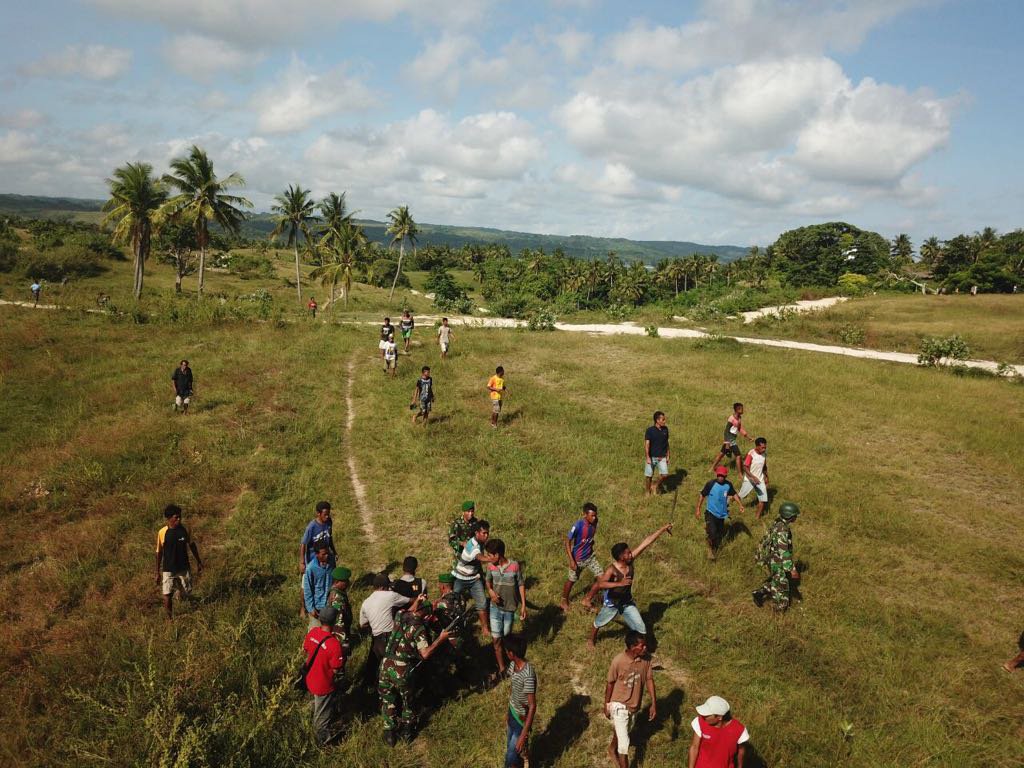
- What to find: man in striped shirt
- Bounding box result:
[503,634,536,768]
[452,520,498,638]
[561,502,601,612]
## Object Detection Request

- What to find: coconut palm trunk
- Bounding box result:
[388,238,405,302]
[294,242,303,303]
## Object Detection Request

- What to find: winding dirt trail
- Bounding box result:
[345,356,378,549]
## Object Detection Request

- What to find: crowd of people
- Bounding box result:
[155,315,1024,768]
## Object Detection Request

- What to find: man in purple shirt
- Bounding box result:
[560,502,602,612]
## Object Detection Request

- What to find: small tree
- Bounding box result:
[917,335,971,367]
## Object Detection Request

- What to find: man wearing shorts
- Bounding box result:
[484,538,526,677]
[561,502,601,612]
[411,366,434,425]
[171,359,194,413]
[452,520,498,638]
[587,523,673,648]
[644,411,670,496]
[379,317,394,361]
[711,402,750,476]
[399,310,414,353]
[437,317,453,359]
[487,366,506,428]
[605,631,656,768]
[739,437,769,519]
[383,333,398,377]
[155,503,203,620]
[696,466,744,561]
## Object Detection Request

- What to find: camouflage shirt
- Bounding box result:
[381,610,431,676]
[432,591,468,635]
[328,588,352,627]
[757,519,793,572]
[448,515,477,555]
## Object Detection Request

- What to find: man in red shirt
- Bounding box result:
[303,605,345,746]
[688,695,749,768]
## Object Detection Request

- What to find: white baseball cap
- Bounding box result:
[695,695,730,717]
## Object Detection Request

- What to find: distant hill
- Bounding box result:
[0,193,750,263]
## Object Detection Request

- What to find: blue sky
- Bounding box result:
[1,0,1021,248]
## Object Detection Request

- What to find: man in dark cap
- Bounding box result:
[448,501,478,557]
[327,566,353,662]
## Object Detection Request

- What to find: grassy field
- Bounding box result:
[1,301,1022,767]
[707,293,1024,363]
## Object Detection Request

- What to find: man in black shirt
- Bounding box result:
[411,367,435,426]
[171,360,194,414]
[155,504,203,620]
[380,317,395,362]
[643,411,670,496]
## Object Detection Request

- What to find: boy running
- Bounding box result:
[561,502,601,612]
[155,504,203,620]
[696,466,744,561]
[437,318,454,359]
[399,311,415,353]
[711,402,751,476]
[487,366,507,428]
[383,333,398,377]
[739,437,769,519]
[411,366,435,425]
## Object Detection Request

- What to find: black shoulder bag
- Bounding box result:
[293,636,330,693]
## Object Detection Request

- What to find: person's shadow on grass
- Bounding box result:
[642,596,691,652]
[500,408,524,425]
[723,520,752,545]
[634,687,685,764]
[530,692,591,765]
[524,603,566,644]
[661,468,688,494]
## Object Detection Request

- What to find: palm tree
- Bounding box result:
[890,234,913,266]
[162,145,251,296]
[386,205,418,302]
[318,192,349,248]
[102,162,167,299]
[271,184,319,304]
[919,236,942,268]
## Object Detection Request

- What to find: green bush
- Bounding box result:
[0,241,18,272]
[425,267,473,313]
[526,308,556,331]
[838,272,870,295]
[20,244,107,281]
[645,324,660,338]
[227,252,275,280]
[367,258,409,289]
[490,293,533,319]
[834,323,866,346]
[917,335,971,367]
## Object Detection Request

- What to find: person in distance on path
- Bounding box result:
[437,317,454,359]
[738,438,769,519]
[487,366,507,428]
[561,502,602,612]
[696,466,745,561]
[155,503,203,621]
[711,402,751,476]
[379,316,394,362]
[383,332,398,377]
[30,279,41,306]
[399,310,415,353]
[644,410,671,496]
[586,522,673,648]
[171,359,194,414]
[411,366,435,425]
[307,296,317,319]
[604,631,656,768]
[688,695,749,768]
[752,501,801,612]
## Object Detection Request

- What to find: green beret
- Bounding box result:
[461,500,475,511]
[438,573,455,584]
[332,566,352,581]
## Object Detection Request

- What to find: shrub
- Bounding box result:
[526,308,556,331]
[425,267,473,313]
[0,241,18,272]
[917,335,971,367]
[605,303,632,321]
[367,258,409,289]
[693,333,741,351]
[834,323,866,346]
[837,272,870,295]
[490,293,533,319]
[227,253,274,280]
[20,244,107,281]
[645,324,660,338]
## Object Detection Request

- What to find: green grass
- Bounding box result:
[1,294,1022,767]
[706,293,1024,363]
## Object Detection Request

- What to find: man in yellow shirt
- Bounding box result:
[487,366,507,428]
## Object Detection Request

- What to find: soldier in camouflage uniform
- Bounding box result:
[432,573,470,646]
[327,567,353,665]
[753,502,801,612]
[448,501,478,558]
[378,595,450,746]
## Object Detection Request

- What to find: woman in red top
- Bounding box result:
[688,695,749,768]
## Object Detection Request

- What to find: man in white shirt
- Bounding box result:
[738,438,769,519]
[358,573,410,689]
[383,333,398,377]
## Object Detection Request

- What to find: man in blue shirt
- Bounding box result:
[300,501,336,617]
[304,544,334,629]
[695,466,744,561]
[560,502,601,612]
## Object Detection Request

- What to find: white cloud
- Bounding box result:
[610,0,930,72]
[90,0,491,45]
[556,56,955,204]
[162,34,262,80]
[552,28,592,63]
[251,57,376,134]
[0,109,48,129]
[21,44,132,80]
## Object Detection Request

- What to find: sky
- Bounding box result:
[1,0,1021,247]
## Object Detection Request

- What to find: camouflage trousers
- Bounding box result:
[378,666,415,732]
[760,569,790,611]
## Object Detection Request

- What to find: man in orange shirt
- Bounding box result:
[487,366,507,428]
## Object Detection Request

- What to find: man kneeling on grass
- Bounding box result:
[155,504,203,621]
[605,631,656,768]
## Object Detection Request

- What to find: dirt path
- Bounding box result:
[345,357,378,549]
[739,296,848,323]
